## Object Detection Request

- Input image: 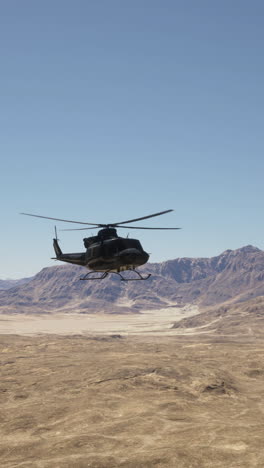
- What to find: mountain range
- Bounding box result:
[0,277,32,291]
[0,245,263,314]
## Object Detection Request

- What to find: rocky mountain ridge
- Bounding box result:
[0,245,263,314]
[0,277,32,291]
[172,295,264,337]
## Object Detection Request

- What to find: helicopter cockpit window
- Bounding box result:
[116,239,126,251]
[122,239,143,251]
[104,240,118,255]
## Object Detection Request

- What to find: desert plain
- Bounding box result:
[1,307,264,468]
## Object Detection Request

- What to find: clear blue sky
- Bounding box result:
[1,0,264,278]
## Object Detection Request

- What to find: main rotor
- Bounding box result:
[20,209,181,231]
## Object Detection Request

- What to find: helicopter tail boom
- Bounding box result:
[52,238,86,266]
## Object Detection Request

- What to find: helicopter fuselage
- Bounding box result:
[53,228,149,274]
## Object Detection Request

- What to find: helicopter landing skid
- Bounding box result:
[80,270,151,281]
[80,272,108,281]
[114,269,151,281]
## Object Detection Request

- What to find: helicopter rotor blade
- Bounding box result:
[110,209,174,226]
[21,209,178,229]
[60,225,181,231]
[60,226,99,231]
[20,213,101,226]
[115,225,181,230]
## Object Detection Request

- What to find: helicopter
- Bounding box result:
[21,209,181,281]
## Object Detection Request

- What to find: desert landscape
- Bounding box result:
[2,2,264,465]
[1,301,264,468]
[1,247,264,467]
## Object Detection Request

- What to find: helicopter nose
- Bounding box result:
[120,248,149,264]
[120,248,140,259]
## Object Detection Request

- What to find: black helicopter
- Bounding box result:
[21,209,181,281]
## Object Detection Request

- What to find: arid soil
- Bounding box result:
[1,330,264,467]
[0,305,198,336]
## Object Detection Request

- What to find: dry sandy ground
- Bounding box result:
[0,305,199,336]
[1,327,264,468]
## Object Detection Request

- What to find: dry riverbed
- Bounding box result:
[0,305,199,336]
